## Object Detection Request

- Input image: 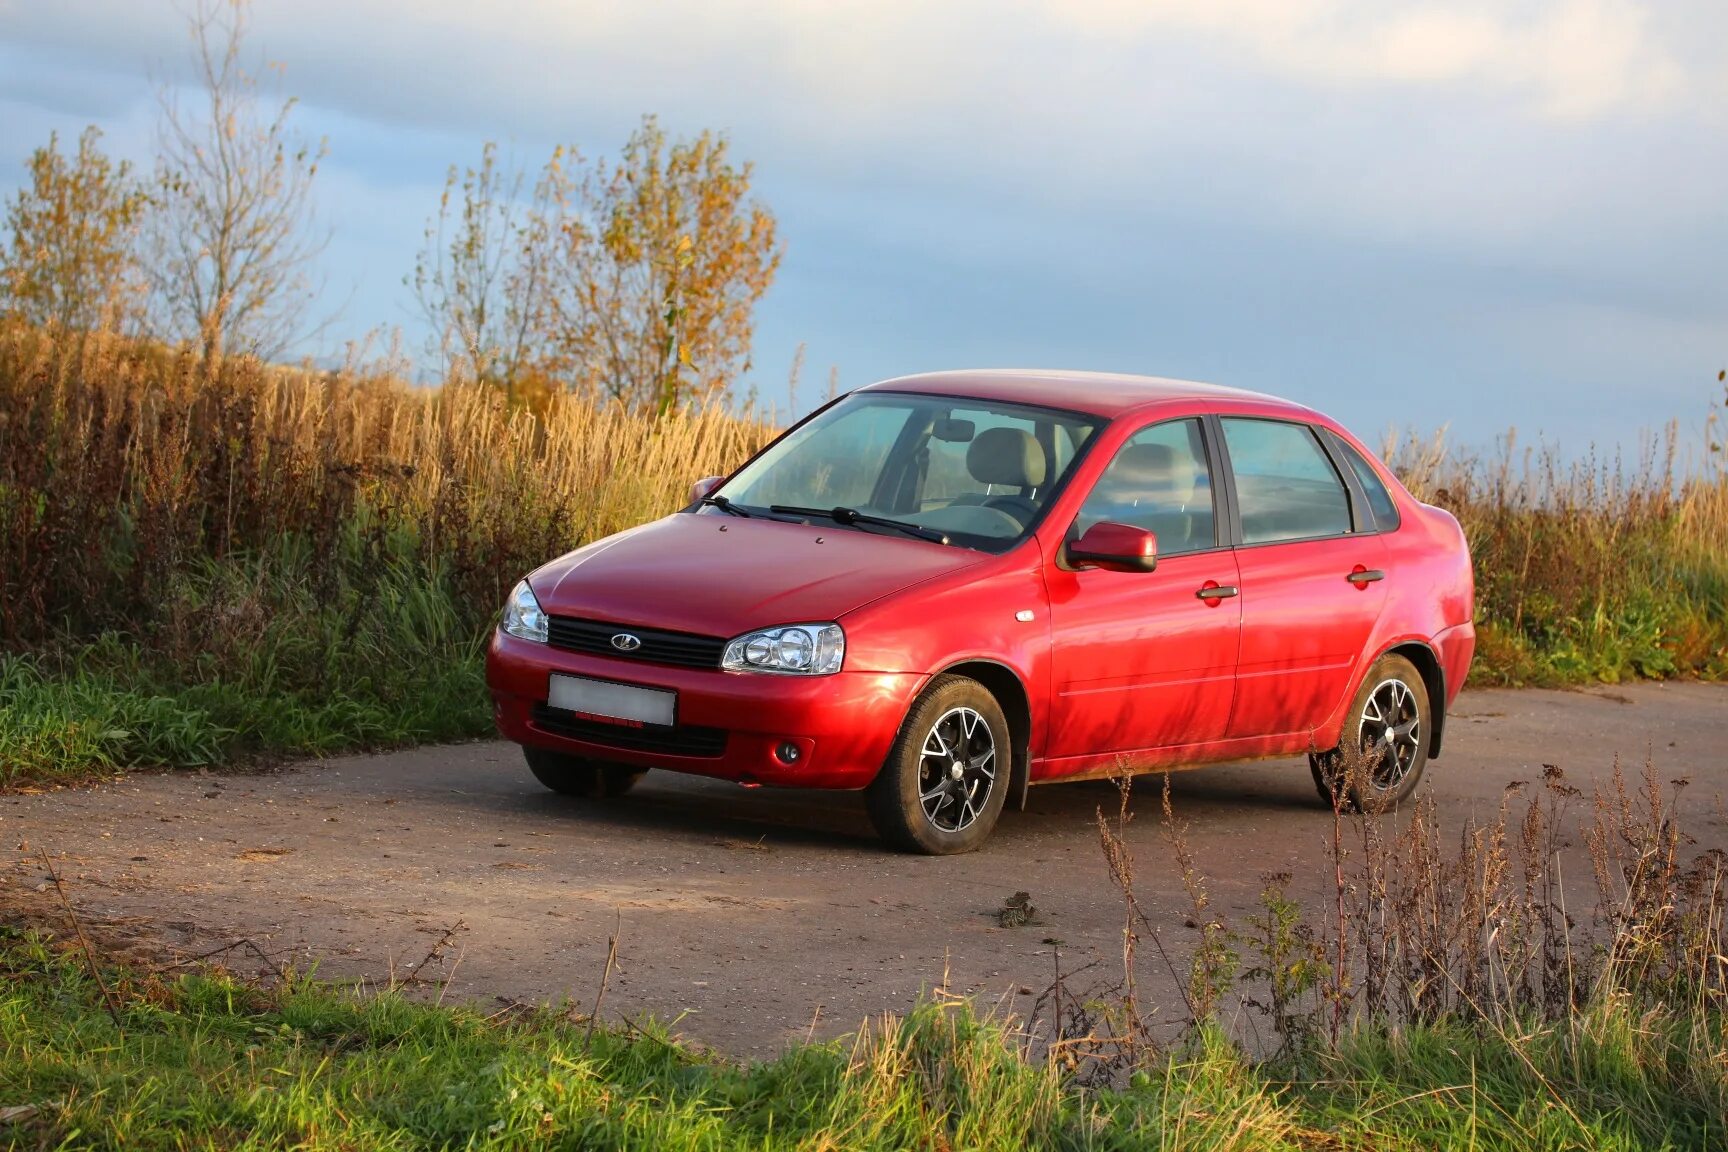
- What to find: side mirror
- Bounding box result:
[1067,522,1158,573]
[689,476,723,504]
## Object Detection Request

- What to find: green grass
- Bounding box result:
[1,930,1721,1150]
[0,547,491,788]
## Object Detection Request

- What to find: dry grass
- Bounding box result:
[5,320,1722,679]
[1387,423,1728,683]
[0,322,771,648]
[0,323,772,778]
[1060,758,1724,1078]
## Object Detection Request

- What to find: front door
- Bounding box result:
[1218,417,1389,739]
[1044,418,1242,764]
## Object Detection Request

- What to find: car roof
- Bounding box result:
[856,369,1316,422]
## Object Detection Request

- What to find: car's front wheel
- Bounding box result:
[865,675,1010,855]
[524,747,647,799]
[1310,653,1431,811]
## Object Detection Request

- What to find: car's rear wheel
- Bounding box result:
[524,747,647,799]
[865,674,1010,855]
[1309,653,1430,811]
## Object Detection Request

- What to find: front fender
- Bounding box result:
[842,553,1052,766]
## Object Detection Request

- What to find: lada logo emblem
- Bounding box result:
[610,633,642,652]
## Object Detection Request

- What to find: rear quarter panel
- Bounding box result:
[1310,426,1476,748]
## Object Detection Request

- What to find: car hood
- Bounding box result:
[530,513,989,636]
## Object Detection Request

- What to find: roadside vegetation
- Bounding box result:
[0,325,769,785]
[1390,413,1728,687]
[2,321,1724,785]
[5,758,1721,1149]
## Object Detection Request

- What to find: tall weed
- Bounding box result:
[1387,424,1728,684]
[0,323,771,780]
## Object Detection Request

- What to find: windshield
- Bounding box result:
[709,391,1101,551]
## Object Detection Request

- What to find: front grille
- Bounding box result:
[546,616,726,669]
[531,704,728,758]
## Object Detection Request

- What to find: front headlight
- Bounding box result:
[722,623,844,675]
[501,579,549,643]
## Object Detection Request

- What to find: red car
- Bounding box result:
[486,371,1475,854]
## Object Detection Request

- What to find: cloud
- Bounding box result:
[1,2,1718,274]
[1,2,1694,132]
[1037,0,1685,120]
[0,0,1723,447]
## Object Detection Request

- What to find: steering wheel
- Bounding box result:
[981,494,1039,526]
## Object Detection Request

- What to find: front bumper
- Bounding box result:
[486,630,925,789]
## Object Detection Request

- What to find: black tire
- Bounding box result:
[1309,653,1430,812]
[865,675,1011,855]
[524,747,647,799]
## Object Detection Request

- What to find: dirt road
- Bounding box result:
[6,682,1726,1057]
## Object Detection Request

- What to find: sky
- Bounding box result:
[1,0,1725,457]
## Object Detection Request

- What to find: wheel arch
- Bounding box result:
[1382,640,1447,759]
[938,659,1033,810]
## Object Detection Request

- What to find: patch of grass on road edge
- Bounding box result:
[0,554,493,788]
[2,928,1722,1150]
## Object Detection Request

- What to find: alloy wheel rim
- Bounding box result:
[918,706,996,833]
[1357,678,1421,791]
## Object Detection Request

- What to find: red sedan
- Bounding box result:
[486,371,1475,854]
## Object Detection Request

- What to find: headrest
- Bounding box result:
[966,427,1047,488]
[1106,442,1198,504]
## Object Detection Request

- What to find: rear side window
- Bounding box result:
[1332,435,1401,531]
[1221,418,1351,545]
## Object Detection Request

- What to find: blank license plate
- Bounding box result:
[547,674,675,727]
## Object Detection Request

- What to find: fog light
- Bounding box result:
[776,741,801,764]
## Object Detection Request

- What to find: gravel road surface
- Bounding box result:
[6,682,1725,1057]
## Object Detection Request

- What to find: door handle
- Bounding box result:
[1195,584,1239,601]
[1347,568,1385,584]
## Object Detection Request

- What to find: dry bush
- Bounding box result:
[1038,760,1724,1083]
[1323,758,1722,1027]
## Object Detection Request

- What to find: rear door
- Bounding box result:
[1217,416,1388,741]
[1043,418,1241,760]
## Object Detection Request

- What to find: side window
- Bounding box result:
[1332,435,1401,531]
[1221,418,1351,545]
[1074,419,1215,555]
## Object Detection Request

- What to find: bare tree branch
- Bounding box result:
[144,0,331,362]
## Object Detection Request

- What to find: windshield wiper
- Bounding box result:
[700,495,751,517]
[769,505,949,545]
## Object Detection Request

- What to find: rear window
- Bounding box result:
[1333,436,1401,531]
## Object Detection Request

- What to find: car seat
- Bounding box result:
[952,427,1047,526]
